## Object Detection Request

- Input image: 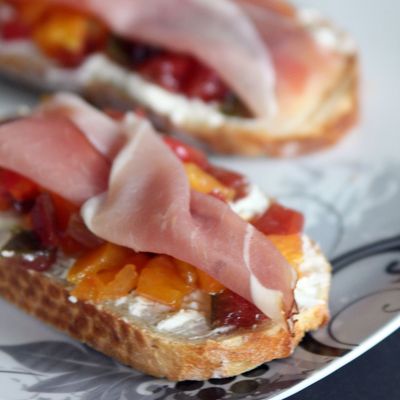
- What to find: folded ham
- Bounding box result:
[236,0,346,129]
[0,116,109,204]
[37,93,125,159]
[82,118,295,321]
[0,94,295,321]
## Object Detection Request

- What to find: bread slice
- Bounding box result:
[0,9,358,157]
[0,231,330,381]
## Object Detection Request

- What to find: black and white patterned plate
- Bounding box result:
[1,0,400,396]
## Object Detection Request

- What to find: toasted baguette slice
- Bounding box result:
[0,232,330,381]
[0,9,358,157]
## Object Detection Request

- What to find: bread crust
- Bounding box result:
[0,241,330,381]
[183,56,359,157]
[82,56,358,158]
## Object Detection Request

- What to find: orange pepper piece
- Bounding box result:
[33,10,89,54]
[124,253,151,273]
[174,259,224,294]
[268,234,304,274]
[97,266,123,284]
[31,8,106,66]
[196,269,225,294]
[136,256,194,308]
[96,264,138,301]
[70,274,103,302]
[184,163,235,201]
[67,242,135,284]
[71,264,138,302]
[174,259,198,286]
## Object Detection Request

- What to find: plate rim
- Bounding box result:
[270,314,400,400]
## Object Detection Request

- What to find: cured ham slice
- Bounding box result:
[82,118,295,321]
[236,0,296,18]
[37,93,125,159]
[0,94,295,321]
[235,0,345,127]
[0,116,109,204]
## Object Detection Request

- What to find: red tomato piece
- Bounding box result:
[252,203,304,235]
[0,231,57,272]
[49,192,78,232]
[0,169,39,202]
[0,190,12,211]
[212,290,267,328]
[0,19,31,40]
[184,65,228,102]
[65,212,104,250]
[25,249,57,271]
[30,193,59,248]
[58,235,88,257]
[163,137,209,169]
[138,53,194,92]
[206,165,248,199]
[48,48,87,68]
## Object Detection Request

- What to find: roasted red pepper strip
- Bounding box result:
[0,190,12,211]
[252,203,304,235]
[138,53,194,93]
[212,289,267,328]
[206,165,248,200]
[0,168,39,202]
[0,19,31,40]
[30,192,59,248]
[184,65,228,102]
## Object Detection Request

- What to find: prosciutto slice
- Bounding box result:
[0,94,295,321]
[37,93,125,159]
[0,116,109,204]
[82,119,294,321]
[235,0,346,129]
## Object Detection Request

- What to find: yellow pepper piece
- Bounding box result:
[184,163,235,201]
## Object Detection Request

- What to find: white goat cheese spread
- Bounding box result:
[229,185,269,220]
[298,9,356,54]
